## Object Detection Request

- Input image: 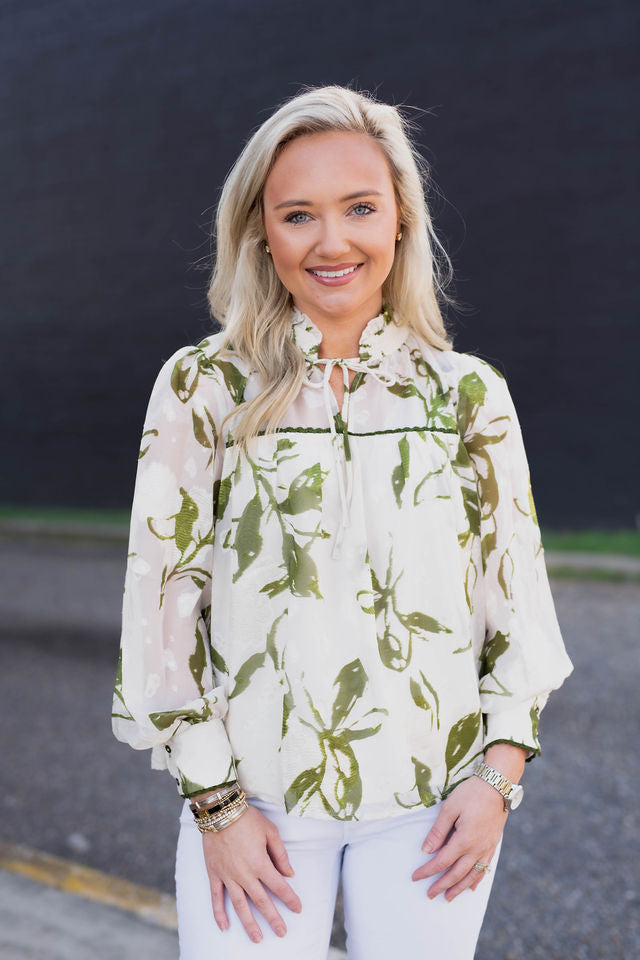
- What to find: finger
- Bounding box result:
[412,832,466,881]
[422,804,457,854]
[444,861,488,901]
[427,854,477,900]
[261,862,303,915]
[244,878,288,938]
[265,826,295,878]
[226,880,264,943]
[208,874,229,931]
[469,871,485,893]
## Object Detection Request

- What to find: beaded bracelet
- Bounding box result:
[196,796,249,834]
[193,795,245,825]
[193,788,247,822]
[196,792,247,822]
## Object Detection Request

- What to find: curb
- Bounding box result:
[1,519,639,579]
[544,550,640,581]
[0,519,130,544]
[0,841,177,930]
[0,842,349,958]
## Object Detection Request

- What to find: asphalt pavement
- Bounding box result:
[1,533,639,958]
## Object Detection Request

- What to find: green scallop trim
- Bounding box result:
[482,737,541,761]
[225,424,458,448]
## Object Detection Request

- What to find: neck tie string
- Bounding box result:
[303,356,397,559]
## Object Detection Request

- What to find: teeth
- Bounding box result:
[310,265,360,278]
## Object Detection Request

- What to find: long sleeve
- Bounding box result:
[457,358,573,758]
[112,345,237,797]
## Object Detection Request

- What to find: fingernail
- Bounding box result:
[220,920,228,931]
[288,865,295,876]
[422,841,433,853]
[275,925,285,937]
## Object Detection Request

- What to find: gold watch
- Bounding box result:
[474,761,524,812]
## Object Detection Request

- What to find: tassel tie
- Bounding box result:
[303,356,398,559]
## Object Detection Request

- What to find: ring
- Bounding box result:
[472,862,491,874]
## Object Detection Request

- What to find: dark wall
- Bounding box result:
[2,0,637,527]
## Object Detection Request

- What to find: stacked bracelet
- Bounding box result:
[190,785,243,819]
[190,781,239,814]
[190,786,249,834]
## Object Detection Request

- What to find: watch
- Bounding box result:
[474,761,524,812]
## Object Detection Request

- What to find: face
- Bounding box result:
[262,130,401,336]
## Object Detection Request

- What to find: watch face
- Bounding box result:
[509,785,524,810]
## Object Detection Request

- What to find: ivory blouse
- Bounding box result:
[112,304,573,821]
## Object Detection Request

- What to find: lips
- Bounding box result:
[306,263,364,280]
[307,262,362,273]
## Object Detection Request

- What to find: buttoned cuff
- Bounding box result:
[164,718,238,797]
[482,696,545,760]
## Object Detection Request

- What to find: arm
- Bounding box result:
[413,359,573,900]
[112,345,302,942]
[111,345,237,797]
[462,359,574,756]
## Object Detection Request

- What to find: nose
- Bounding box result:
[313,215,351,260]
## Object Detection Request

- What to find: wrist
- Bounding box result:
[483,744,526,784]
[189,780,239,805]
[474,758,525,813]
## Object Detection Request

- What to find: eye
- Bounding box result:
[352,202,376,216]
[283,210,310,225]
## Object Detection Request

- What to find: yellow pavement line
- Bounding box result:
[0,841,177,931]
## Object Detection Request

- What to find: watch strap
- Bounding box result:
[474,761,518,809]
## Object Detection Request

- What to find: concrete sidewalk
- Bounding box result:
[0,868,178,960]
[0,844,347,960]
[2,533,639,958]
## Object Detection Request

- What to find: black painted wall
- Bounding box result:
[2,0,637,527]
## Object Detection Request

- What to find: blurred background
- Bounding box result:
[1,1,638,958]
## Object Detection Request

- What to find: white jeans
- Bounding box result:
[175,795,501,960]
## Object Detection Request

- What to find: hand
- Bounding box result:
[201,802,302,942]
[411,776,507,901]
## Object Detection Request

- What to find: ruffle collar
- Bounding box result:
[289,303,407,369]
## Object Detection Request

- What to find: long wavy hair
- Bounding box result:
[207,83,456,453]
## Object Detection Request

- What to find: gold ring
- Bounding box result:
[472,862,491,873]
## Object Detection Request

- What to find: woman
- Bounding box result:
[112,84,573,959]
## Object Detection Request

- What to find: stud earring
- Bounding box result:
[396,232,403,242]
[265,243,271,254]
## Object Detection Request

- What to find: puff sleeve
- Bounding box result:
[112,345,237,797]
[458,358,573,758]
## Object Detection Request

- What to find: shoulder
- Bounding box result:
[150,329,250,409]
[405,334,513,434]
[407,334,503,384]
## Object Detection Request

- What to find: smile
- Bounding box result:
[310,265,360,278]
[306,263,364,285]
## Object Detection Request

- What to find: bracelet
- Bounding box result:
[196,797,249,834]
[190,786,243,818]
[190,782,239,813]
[193,790,248,826]
[197,793,247,823]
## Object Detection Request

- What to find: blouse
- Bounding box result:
[112,304,573,822]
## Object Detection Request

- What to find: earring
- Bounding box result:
[396,232,403,242]
[265,243,271,254]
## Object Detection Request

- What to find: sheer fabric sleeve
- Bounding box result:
[457,358,573,758]
[112,345,237,797]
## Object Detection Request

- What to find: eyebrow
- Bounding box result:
[273,190,383,210]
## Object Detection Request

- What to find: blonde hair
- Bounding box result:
[207,83,456,453]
